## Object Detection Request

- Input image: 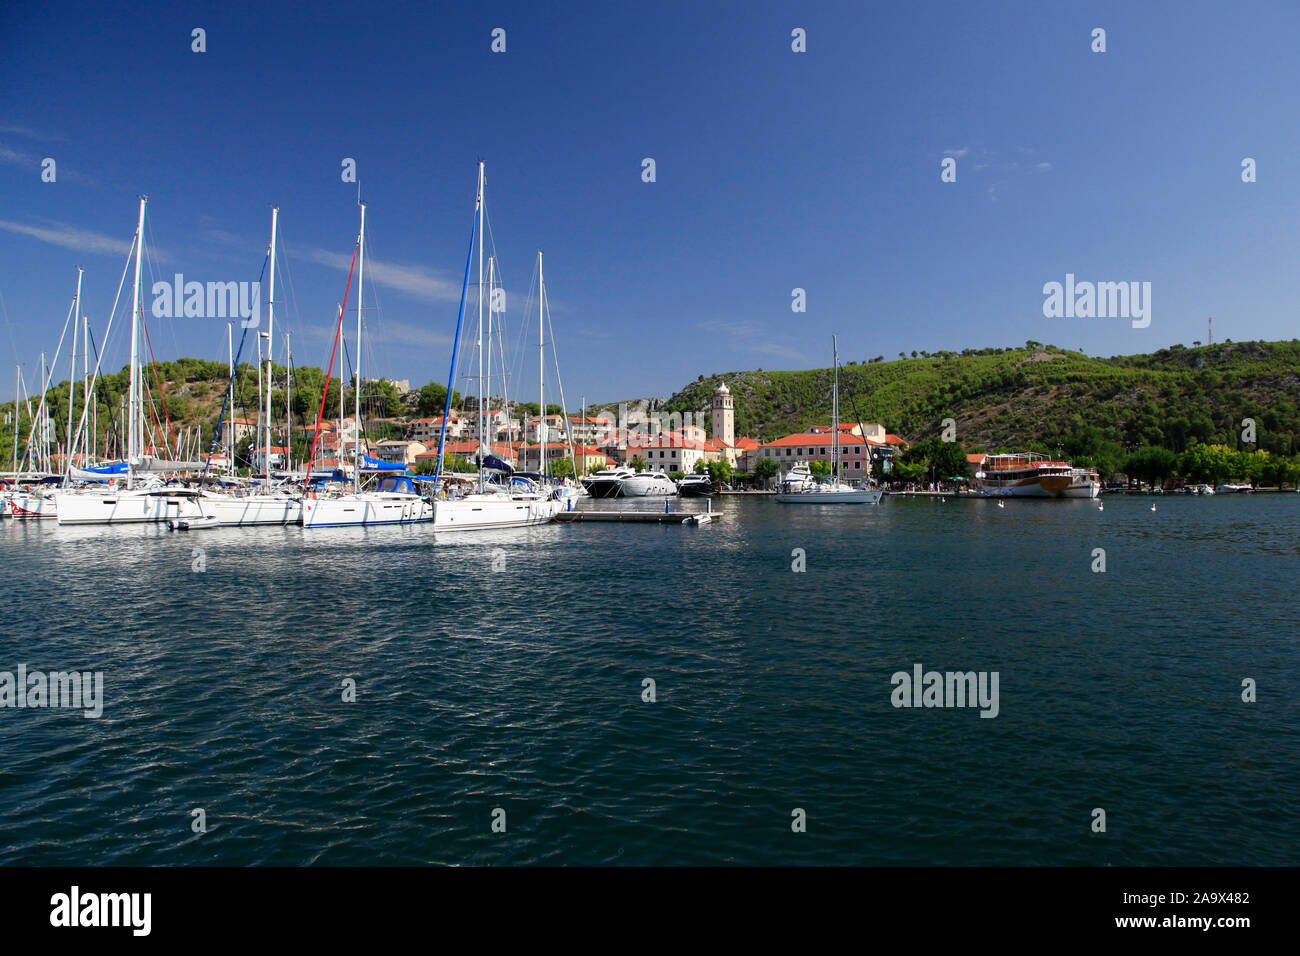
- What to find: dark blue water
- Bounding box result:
[1,494,1297,865]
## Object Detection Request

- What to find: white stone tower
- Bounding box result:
[712,382,734,446]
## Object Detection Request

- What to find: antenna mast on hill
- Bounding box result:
[1208,317,1213,345]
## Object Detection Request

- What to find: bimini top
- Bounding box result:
[476,453,514,475]
[376,475,418,495]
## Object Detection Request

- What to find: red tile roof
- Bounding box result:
[414,441,516,460]
[762,427,901,449]
[763,431,874,449]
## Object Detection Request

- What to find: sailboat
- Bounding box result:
[55,198,209,525]
[300,202,432,528]
[430,163,561,531]
[775,335,884,505]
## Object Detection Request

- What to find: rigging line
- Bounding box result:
[133,224,173,459]
[520,262,537,384]
[234,254,272,457]
[355,245,384,431]
[844,368,876,482]
[201,253,269,479]
[66,234,136,467]
[504,261,536,419]
[433,203,479,484]
[17,291,76,474]
[144,213,182,360]
[494,281,512,454]
[0,285,20,385]
[276,223,305,337]
[350,230,388,454]
[140,311,179,458]
[339,333,370,455]
[304,241,359,488]
[543,279,578,464]
[505,269,529,449]
[83,322,123,463]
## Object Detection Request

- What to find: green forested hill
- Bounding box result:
[6,341,1299,477]
[660,340,1300,458]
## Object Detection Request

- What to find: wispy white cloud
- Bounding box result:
[573,326,615,340]
[200,227,253,248]
[375,320,452,349]
[300,245,462,302]
[0,141,99,185]
[698,318,764,336]
[696,319,804,361]
[0,217,133,256]
[953,147,1051,201]
[0,144,38,168]
[943,147,970,158]
[748,341,806,361]
[0,125,67,141]
[299,317,451,350]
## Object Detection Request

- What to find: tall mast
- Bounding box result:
[832,335,839,481]
[486,255,494,442]
[266,206,278,489]
[40,352,47,471]
[354,202,365,493]
[255,332,264,473]
[227,323,234,476]
[11,366,18,472]
[337,304,344,471]
[127,196,146,488]
[285,332,292,472]
[89,350,96,461]
[494,282,511,458]
[64,267,81,476]
[80,302,88,460]
[476,162,485,489]
[538,250,545,478]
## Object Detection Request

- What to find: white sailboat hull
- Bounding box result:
[203,493,302,526]
[300,493,431,528]
[2,491,58,519]
[54,489,206,525]
[432,494,561,531]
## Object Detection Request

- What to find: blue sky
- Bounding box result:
[2,0,1297,405]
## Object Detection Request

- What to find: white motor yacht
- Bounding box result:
[617,471,678,497]
[582,465,635,499]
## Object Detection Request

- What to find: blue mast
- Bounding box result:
[433,179,480,485]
